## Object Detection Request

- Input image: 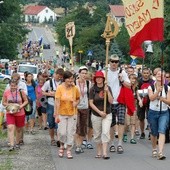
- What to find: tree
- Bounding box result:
[164,0,170,72]
[0,0,28,60]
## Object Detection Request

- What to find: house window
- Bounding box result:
[120,17,125,23]
[46,9,48,13]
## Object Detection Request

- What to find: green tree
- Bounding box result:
[0,0,28,60]
[164,0,170,72]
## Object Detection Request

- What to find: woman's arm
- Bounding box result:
[2,95,8,107]
[89,99,103,116]
[160,89,170,105]
[20,91,28,109]
[148,86,162,101]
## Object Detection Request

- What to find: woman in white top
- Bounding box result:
[148,70,170,160]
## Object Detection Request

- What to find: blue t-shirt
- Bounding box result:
[27,85,36,101]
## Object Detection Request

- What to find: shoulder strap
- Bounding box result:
[151,84,168,94]
[50,79,53,91]
[19,89,24,102]
[86,80,89,97]
[164,84,168,94]
[151,84,155,92]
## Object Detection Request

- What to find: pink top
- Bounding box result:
[36,84,43,107]
[3,89,25,116]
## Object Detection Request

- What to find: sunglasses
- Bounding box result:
[110,60,119,63]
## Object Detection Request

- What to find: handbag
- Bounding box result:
[19,90,33,116]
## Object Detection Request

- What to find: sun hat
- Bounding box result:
[109,54,120,61]
[94,71,105,82]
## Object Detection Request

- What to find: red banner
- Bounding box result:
[122,0,164,58]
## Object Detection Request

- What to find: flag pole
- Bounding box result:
[101,14,119,112]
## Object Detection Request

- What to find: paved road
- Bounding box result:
[1,126,170,170]
[27,26,63,63]
[51,134,170,170]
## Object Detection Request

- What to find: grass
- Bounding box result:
[0,81,6,100]
[0,158,13,170]
[0,130,7,139]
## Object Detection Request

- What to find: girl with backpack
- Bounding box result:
[148,70,170,160]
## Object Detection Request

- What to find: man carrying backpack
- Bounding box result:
[137,67,154,139]
[42,68,64,146]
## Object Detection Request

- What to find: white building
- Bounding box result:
[24,5,61,23]
[109,5,125,26]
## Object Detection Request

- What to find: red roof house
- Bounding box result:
[23,5,60,23]
[109,5,125,25]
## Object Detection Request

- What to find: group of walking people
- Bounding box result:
[2,54,170,160]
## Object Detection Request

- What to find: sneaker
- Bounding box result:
[157,152,166,160]
[75,147,84,154]
[140,133,145,139]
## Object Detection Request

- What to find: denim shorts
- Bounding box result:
[46,104,58,129]
[148,109,169,136]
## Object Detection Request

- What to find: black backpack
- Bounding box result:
[150,84,168,95]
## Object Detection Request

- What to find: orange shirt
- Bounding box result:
[55,84,80,116]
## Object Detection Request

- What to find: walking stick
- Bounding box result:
[160,42,165,113]
[101,14,119,112]
[66,22,75,71]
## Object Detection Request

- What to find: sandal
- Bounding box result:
[95,155,102,158]
[157,152,166,160]
[130,139,137,144]
[117,145,124,154]
[123,134,127,142]
[51,140,57,146]
[58,148,64,158]
[110,145,116,152]
[152,149,157,158]
[67,150,73,159]
[87,143,93,149]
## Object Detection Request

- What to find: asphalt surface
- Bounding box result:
[1,123,170,170]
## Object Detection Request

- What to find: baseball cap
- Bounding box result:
[79,66,88,73]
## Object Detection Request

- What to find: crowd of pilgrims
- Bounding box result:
[1,54,170,160]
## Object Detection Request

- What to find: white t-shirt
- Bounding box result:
[148,84,170,111]
[41,78,61,106]
[107,68,130,104]
[76,80,91,109]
